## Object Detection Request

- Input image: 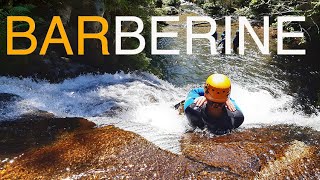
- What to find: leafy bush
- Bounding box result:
[249,0,271,15]
[202,3,223,16]
[103,0,161,72]
[0,4,47,58]
[162,0,180,7]
[235,6,255,19]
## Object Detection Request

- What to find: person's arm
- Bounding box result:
[184,88,206,130]
[227,108,244,129]
[184,88,241,112]
[185,104,205,130]
[228,98,241,111]
[226,98,236,112]
[184,88,204,110]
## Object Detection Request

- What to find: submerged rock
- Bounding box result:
[0,93,22,113]
[0,93,22,103]
[1,125,238,179]
[0,92,55,119]
[181,125,320,178]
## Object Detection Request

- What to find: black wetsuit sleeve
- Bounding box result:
[184,103,205,130]
[227,109,244,129]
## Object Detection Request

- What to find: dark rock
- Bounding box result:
[0,93,23,118]
[0,93,56,120]
[0,93,22,103]
[181,125,320,178]
[19,110,55,119]
[102,106,126,117]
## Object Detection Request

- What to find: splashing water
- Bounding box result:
[0,72,319,153]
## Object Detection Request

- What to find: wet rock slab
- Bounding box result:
[2,121,319,179]
[1,125,238,179]
[181,125,320,179]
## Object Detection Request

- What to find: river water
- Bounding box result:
[0,2,319,154]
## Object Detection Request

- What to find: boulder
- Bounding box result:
[181,125,320,178]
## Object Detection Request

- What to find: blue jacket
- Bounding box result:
[184,88,240,111]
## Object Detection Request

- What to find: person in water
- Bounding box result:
[184,74,244,135]
[212,31,218,41]
[218,33,226,54]
[233,30,240,53]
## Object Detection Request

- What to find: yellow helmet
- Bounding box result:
[204,74,231,103]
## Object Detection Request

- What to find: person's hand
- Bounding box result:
[226,99,236,112]
[194,96,207,107]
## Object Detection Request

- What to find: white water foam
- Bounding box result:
[0,72,319,153]
[231,84,320,130]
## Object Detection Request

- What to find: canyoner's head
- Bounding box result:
[204,74,231,106]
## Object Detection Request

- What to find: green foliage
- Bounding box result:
[233,0,251,8]
[236,6,255,18]
[0,0,162,76]
[0,4,47,58]
[249,0,271,15]
[117,53,151,71]
[202,3,222,16]
[162,0,180,6]
[234,0,320,48]
[154,7,167,15]
[198,0,236,15]
[8,5,34,16]
[202,3,217,10]
[192,0,206,6]
[0,22,6,57]
[104,0,154,13]
[103,0,159,72]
